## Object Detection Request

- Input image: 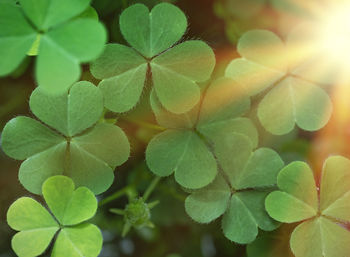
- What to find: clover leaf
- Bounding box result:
[1,81,130,194]
[0,0,106,93]
[7,176,102,257]
[146,78,258,189]
[265,156,350,257]
[225,29,332,135]
[185,133,284,244]
[90,3,216,114]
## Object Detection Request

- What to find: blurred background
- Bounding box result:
[1,0,349,256]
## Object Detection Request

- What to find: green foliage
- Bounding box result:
[1,81,130,194]
[185,133,284,244]
[91,3,216,114]
[7,176,102,257]
[146,78,258,189]
[226,29,333,135]
[0,0,106,93]
[265,156,350,257]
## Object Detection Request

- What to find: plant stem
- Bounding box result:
[143,176,161,201]
[99,186,132,206]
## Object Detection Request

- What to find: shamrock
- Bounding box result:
[225,29,332,135]
[7,176,102,257]
[185,132,284,244]
[265,156,350,257]
[90,3,216,114]
[146,77,258,189]
[1,81,130,194]
[0,0,106,93]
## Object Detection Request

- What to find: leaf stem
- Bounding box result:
[143,176,161,201]
[99,186,132,206]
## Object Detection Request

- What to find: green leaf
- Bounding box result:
[42,176,97,226]
[197,78,250,125]
[238,30,287,71]
[52,224,103,257]
[7,176,102,257]
[0,3,36,76]
[185,175,231,223]
[222,191,279,244]
[7,197,59,257]
[290,217,350,257]
[215,133,284,189]
[320,156,350,222]
[150,89,198,129]
[151,40,215,113]
[36,19,106,93]
[1,116,64,160]
[90,43,148,113]
[265,161,318,223]
[185,133,282,244]
[18,142,66,194]
[257,76,332,135]
[225,58,285,96]
[30,81,104,137]
[3,81,130,194]
[146,129,217,189]
[19,0,91,30]
[72,123,130,168]
[119,3,187,58]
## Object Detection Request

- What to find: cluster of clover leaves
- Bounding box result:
[1,1,350,257]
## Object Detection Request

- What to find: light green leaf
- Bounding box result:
[19,0,91,30]
[265,191,317,223]
[1,116,64,160]
[197,118,258,148]
[265,161,318,222]
[30,81,104,137]
[7,176,102,257]
[0,3,36,76]
[7,197,59,231]
[185,175,231,223]
[197,78,250,126]
[150,89,197,129]
[320,156,350,221]
[258,76,332,135]
[72,123,130,168]
[151,40,215,113]
[42,176,97,226]
[19,142,66,194]
[99,63,148,113]
[119,3,187,58]
[7,197,59,257]
[146,129,217,189]
[277,161,319,209]
[215,133,283,189]
[90,44,148,113]
[290,217,350,257]
[237,29,287,71]
[225,58,285,96]
[52,224,103,257]
[36,19,106,93]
